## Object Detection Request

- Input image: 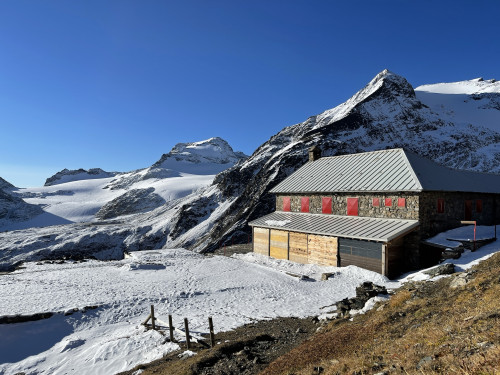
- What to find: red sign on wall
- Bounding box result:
[347,197,358,216]
[301,197,310,212]
[437,198,445,213]
[283,197,291,212]
[372,198,379,207]
[322,197,332,214]
[385,198,392,207]
[398,198,406,207]
[476,200,483,213]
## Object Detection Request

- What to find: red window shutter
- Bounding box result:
[476,200,483,213]
[372,198,379,207]
[437,199,445,213]
[322,197,332,214]
[301,197,309,212]
[347,198,358,216]
[385,198,392,207]
[283,197,291,212]
[398,198,406,207]
[465,200,472,220]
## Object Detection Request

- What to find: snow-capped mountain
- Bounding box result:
[152,137,247,174]
[1,70,500,270]
[0,137,246,232]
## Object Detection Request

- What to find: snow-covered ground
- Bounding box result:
[1,227,498,375]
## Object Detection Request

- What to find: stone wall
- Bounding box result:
[276,193,420,220]
[419,192,500,239]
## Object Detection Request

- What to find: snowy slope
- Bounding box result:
[1,235,498,375]
[1,137,246,231]
[415,78,500,134]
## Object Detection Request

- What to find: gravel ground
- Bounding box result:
[119,316,321,375]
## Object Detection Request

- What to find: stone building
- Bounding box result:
[249,148,500,277]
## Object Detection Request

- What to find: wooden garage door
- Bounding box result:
[253,227,269,256]
[339,238,382,273]
[289,232,308,264]
[308,234,338,266]
[270,229,288,260]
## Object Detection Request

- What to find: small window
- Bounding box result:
[385,198,392,207]
[283,197,291,212]
[347,197,358,216]
[372,198,379,207]
[301,197,310,213]
[322,197,332,214]
[465,200,472,220]
[437,198,445,213]
[476,200,483,213]
[398,198,406,208]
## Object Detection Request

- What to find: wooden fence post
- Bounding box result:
[150,305,156,330]
[208,317,215,348]
[184,318,191,349]
[169,314,174,342]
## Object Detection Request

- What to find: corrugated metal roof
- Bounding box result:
[248,212,419,242]
[270,148,500,194]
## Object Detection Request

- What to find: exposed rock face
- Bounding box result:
[0,189,44,225]
[424,263,455,277]
[45,168,116,186]
[95,188,166,220]
[336,281,388,316]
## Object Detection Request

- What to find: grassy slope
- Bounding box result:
[261,253,500,375]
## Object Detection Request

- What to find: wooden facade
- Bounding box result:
[253,227,269,256]
[252,225,413,277]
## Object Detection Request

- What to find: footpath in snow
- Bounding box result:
[0,225,498,375]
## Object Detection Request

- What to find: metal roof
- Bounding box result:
[270,148,500,194]
[249,211,419,243]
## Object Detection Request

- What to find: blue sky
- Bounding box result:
[1,0,499,187]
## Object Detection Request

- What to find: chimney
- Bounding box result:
[308,146,321,162]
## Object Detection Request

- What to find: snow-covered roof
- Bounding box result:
[249,212,419,243]
[270,148,500,194]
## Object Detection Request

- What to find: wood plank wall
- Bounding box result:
[289,232,308,264]
[308,234,338,266]
[270,229,289,259]
[253,227,269,256]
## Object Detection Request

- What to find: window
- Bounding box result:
[301,197,310,213]
[322,197,332,214]
[398,198,406,208]
[476,199,483,213]
[437,198,445,213]
[372,198,380,207]
[385,198,392,207]
[465,200,472,220]
[283,197,291,212]
[347,197,358,216]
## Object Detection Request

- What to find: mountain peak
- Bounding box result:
[152,137,248,174]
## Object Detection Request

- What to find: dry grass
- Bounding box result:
[261,253,500,375]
